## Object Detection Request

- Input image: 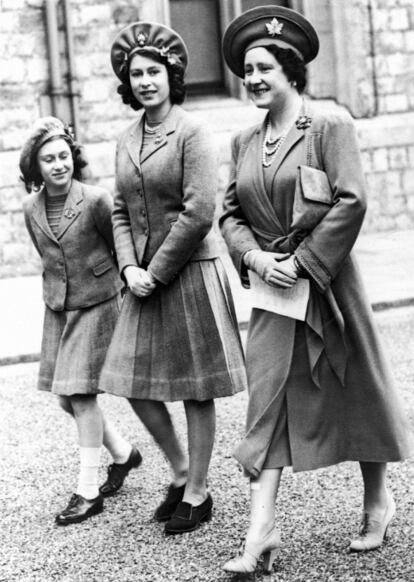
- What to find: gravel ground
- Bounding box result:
[0,312,413,582]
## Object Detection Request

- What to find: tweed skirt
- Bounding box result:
[38,295,120,396]
[99,258,247,401]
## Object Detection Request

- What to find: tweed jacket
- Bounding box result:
[112,104,220,285]
[23,179,122,311]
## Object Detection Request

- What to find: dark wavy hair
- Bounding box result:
[117,48,186,111]
[22,134,89,193]
[264,45,307,94]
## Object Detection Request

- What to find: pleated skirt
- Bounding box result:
[38,295,120,396]
[99,258,247,401]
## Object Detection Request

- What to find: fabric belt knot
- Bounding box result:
[250,225,348,389]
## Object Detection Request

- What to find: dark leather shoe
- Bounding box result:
[55,493,103,525]
[165,493,213,534]
[154,483,186,522]
[99,446,142,497]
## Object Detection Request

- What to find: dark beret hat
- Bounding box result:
[19,116,71,183]
[223,5,319,78]
[111,21,189,81]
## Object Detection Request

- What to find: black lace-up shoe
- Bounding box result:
[99,446,142,497]
[55,493,103,525]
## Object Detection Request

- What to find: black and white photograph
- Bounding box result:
[0,1,413,580]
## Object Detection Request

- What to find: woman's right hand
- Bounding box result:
[244,250,298,288]
[124,265,157,298]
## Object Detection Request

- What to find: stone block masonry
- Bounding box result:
[0,0,413,277]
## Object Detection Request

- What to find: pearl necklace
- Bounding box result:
[144,120,162,134]
[262,119,286,167]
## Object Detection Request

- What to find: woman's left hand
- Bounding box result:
[266,255,299,288]
[124,265,157,298]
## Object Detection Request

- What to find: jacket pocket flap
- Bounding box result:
[93,258,112,276]
[299,165,332,205]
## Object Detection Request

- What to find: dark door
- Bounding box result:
[170,0,224,94]
[242,0,289,10]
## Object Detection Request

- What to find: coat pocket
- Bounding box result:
[92,257,113,277]
[291,165,333,231]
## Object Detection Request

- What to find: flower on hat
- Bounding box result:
[265,18,284,37]
[137,32,147,46]
[111,22,189,80]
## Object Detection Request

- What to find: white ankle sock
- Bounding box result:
[103,421,132,464]
[76,447,101,500]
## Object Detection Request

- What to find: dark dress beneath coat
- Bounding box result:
[99,105,247,401]
[220,101,413,477]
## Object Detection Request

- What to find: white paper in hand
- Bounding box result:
[248,271,310,321]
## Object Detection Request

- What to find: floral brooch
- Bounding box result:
[295,115,312,130]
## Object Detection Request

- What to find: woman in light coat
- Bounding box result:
[219,6,413,574]
[99,21,246,535]
[20,117,140,525]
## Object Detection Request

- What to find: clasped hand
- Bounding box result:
[245,250,298,288]
[124,265,157,298]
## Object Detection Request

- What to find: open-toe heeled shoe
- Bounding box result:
[223,527,281,574]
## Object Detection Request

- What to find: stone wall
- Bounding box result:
[0,0,413,277]
[372,0,414,114]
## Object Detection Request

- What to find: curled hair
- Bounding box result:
[264,45,307,94]
[116,48,186,111]
[21,133,89,193]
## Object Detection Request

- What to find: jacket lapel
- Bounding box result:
[31,188,56,241]
[139,104,178,164]
[126,114,144,173]
[56,179,83,239]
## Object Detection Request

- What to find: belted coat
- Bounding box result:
[23,179,122,311]
[220,101,412,475]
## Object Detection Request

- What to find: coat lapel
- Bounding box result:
[270,121,305,178]
[56,180,83,239]
[270,98,312,178]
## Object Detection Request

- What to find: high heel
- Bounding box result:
[349,492,396,552]
[223,527,280,574]
[262,547,279,573]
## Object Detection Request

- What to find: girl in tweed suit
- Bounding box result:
[100,22,247,534]
[20,118,141,525]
